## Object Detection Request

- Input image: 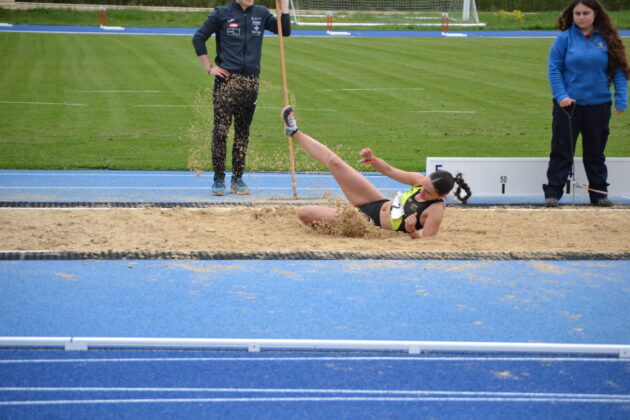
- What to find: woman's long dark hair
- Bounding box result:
[430,170,471,204]
[558,0,630,80]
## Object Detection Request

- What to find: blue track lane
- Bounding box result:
[1,350,629,419]
[4,169,629,204]
[1,260,629,343]
[0,170,400,204]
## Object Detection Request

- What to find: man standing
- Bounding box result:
[193,0,291,195]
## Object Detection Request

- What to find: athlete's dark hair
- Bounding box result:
[558,0,630,79]
[429,170,472,204]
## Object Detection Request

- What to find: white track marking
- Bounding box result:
[1,387,628,401]
[74,90,161,93]
[0,101,87,106]
[132,105,337,112]
[134,104,209,108]
[411,110,476,114]
[0,186,351,191]
[0,356,625,363]
[1,396,629,405]
[317,88,424,92]
[0,172,343,177]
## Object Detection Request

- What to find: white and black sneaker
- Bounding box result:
[282,106,299,137]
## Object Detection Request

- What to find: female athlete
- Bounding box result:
[282,106,471,239]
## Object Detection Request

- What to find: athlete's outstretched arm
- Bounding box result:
[359,148,426,186]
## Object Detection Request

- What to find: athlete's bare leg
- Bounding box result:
[291,130,387,207]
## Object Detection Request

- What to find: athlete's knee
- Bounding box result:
[298,206,317,224]
[325,153,345,170]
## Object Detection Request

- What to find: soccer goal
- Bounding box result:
[289,0,484,28]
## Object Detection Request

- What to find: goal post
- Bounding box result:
[289,0,484,28]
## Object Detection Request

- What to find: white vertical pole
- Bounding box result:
[463,0,471,22]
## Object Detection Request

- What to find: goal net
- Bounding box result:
[289,0,483,28]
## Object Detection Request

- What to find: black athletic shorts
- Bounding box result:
[358,199,390,227]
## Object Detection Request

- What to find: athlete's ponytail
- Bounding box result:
[429,170,472,204]
[453,173,472,204]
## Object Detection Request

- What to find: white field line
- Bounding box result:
[132,105,337,112]
[0,101,87,106]
[258,106,338,112]
[134,104,210,108]
[74,90,162,93]
[411,110,476,114]
[316,88,424,92]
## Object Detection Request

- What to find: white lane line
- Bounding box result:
[0,186,349,191]
[1,396,629,405]
[0,101,87,107]
[134,104,209,108]
[0,356,624,363]
[1,387,628,401]
[0,186,215,190]
[0,172,344,177]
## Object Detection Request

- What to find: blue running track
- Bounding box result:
[1,349,629,420]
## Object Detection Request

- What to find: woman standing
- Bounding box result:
[543,0,629,207]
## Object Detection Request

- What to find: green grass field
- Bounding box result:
[0,31,628,172]
[1,8,629,30]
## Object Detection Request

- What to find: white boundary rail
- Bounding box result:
[1,337,629,358]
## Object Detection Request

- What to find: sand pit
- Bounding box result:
[1,205,629,255]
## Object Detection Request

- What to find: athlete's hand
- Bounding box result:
[209,66,231,79]
[404,212,419,233]
[614,108,624,116]
[559,97,575,108]
[358,148,376,165]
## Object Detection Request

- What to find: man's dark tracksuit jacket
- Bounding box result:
[192,0,291,77]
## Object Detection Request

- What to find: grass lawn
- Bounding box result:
[0,30,628,172]
[1,8,629,30]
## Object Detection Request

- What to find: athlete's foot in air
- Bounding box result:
[282,106,299,137]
